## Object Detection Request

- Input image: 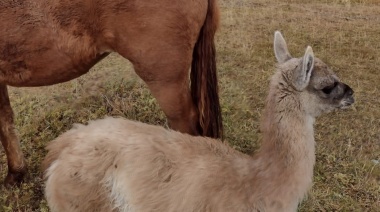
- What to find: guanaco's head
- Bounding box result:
[272,31,354,117]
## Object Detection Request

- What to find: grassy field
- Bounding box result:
[1,0,379,211]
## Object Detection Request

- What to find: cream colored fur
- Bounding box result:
[42,31,354,212]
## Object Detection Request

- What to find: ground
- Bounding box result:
[0,0,379,211]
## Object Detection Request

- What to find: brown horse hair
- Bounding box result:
[191,0,223,139]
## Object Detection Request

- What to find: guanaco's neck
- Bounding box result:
[248,84,316,207]
[258,81,316,165]
[260,106,315,164]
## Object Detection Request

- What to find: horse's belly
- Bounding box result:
[0,60,86,87]
[0,2,109,87]
[0,51,108,87]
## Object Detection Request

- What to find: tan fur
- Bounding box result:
[0,0,222,185]
[43,32,355,212]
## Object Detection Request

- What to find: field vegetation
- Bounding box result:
[1,0,379,211]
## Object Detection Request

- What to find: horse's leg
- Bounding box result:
[145,76,199,135]
[127,49,199,135]
[0,84,26,186]
[111,5,208,136]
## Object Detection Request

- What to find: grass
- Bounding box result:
[1,0,379,211]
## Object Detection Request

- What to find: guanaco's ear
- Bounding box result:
[274,31,292,63]
[293,46,315,90]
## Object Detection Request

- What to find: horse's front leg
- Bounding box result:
[0,84,26,186]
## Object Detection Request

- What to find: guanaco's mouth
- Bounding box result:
[338,96,355,109]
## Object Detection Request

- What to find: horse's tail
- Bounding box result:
[191,0,223,139]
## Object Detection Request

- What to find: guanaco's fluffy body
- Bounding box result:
[43,31,354,212]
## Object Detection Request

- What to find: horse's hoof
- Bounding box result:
[4,167,27,187]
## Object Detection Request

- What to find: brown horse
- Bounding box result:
[0,0,223,186]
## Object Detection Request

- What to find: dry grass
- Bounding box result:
[1,0,379,211]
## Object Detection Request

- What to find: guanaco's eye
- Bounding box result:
[321,82,338,94]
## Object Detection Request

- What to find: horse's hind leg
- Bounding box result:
[0,84,26,186]
[124,49,199,135]
[144,75,199,135]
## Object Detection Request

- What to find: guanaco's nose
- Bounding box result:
[344,84,354,96]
